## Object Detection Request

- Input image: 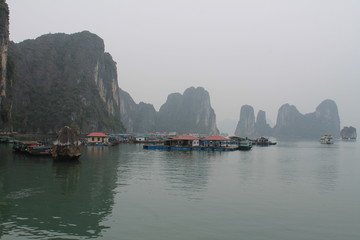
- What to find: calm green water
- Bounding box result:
[0,140,359,240]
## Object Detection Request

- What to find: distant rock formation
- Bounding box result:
[119,88,157,133]
[340,126,357,139]
[157,87,219,134]
[273,99,340,138]
[234,105,255,137]
[120,87,218,134]
[9,31,124,133]
[234,99,341,139]
[273,104,307,138]
[234,106,273,138]
[0,0,12,131]
[255,110,273,137]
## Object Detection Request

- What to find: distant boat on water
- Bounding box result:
[320,134,334,144]
[253,137,277,146]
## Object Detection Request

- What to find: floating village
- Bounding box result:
[2,124,356,161]
[0,126,282,161]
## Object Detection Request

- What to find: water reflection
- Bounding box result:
[53,161,81,193]
[160,151,214,199]
[275,141,339,192]
[313,145,339,192]
[0,144,122,239]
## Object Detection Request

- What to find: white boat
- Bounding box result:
[320,134,334,144]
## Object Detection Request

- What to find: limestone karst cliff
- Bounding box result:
[234,105,255,137]
[234,99,341,139]
[273,99,340,138]
[157,87,219,134]
[119,88,157,133]
[255,110,273,137]
[340,126,357,140]
[119,86,219,134]
[9,31,124,133]
[0,0,12,130]
[234,106,272,138]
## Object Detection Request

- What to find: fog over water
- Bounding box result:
[8,0,360,131]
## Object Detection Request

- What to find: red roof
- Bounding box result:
[87,132,108,137]
[204,136,229,141]
[171,135,199,140]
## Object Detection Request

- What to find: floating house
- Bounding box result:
[202,136,229,147]
[164,135,200,147]
[144,135,238,151]
[87,132,109,146]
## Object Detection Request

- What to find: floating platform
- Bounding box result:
[143,145,239,151]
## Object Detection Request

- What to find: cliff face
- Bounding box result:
[119,88,157,133]
[234,99,341,139]
[311,99,340,137]
[234,105,255,137]
[273,104,306,137]
[157,87,219,134]
[255,110,273,137]
[0,0,12,130]
[340,126,357,139]
[119,86,218,134]
[274,99,340,138]
[9,31,124,133]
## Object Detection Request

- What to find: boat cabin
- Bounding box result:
[202,136,229,147]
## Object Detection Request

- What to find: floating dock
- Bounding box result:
[143,145,238,151]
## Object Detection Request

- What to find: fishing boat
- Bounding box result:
[13,141,41,153]
[320,134,334,144]
[0,135,15,143]
[238,140,252,151]
[253,137,277,146]
[26,146,52,156]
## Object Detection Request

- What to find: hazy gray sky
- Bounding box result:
[8,0,360,130]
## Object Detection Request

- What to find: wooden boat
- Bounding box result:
[320,134,334,144]
[0,135,15,143]
[26,145,52,156]
[238,140,252,151]
[13,141,41,153]
[253,137,277,146]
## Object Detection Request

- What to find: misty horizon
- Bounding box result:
[8,0,360,130]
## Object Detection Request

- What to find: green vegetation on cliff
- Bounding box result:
[9,31,124,133]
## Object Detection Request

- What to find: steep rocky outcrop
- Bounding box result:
[255,110,273,137]
[235,99,341,139]
[157,87,219,134]
[273,104,307,137]
[119,88,157,133]
[120,86,218,134]
[9,31,124,133]
[0,0,12,130]
[234,105,255,137]
[274,99,340,138]
[310,99,341,137]
[340,126,357,140]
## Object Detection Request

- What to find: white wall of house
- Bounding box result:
[192,140,200,146]
[87,137,108,143]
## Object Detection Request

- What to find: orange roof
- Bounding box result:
[204,136,229,141]
[171,135,199,140]
[87,132,108,137]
